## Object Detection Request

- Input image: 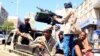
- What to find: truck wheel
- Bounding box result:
[2,40,5,44]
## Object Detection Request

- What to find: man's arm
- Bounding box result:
[53,16,64,23]
[83,37,92,50]
[74,45,82,56]
[16,24,22,36]
[33,37,43,43]
[31,36,45,48]
[16,29,22,35]
[53,9,72,23]
[63,8,73,23]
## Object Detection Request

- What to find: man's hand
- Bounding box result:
[53,15,64,23]
[82,49,87,54]
[20,33,27,38]
[36,44,45,49]
[53,16,57,20]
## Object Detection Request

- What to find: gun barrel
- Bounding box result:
[56,15,62,18]
[37,7,45,12]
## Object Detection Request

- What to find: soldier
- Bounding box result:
[31,25,56,56]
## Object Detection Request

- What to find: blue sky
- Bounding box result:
[0,0,83,30]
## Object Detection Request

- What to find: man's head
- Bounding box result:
[58,31,63,39]
[79,31,86,41]
[55,25,60,31]
[43,25,52,38]
[24,17,30,24]
[64,2,72,9]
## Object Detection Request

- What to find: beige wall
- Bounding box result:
[76,0,100,22]
[76,0,100,41]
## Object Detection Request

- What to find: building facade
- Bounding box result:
[0,3,8,25]
[76,0,100,48]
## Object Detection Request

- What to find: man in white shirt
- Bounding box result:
[52,24,60,41]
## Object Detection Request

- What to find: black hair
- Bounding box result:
[79,31,87,37]
[48,30,52,33]
[59,31,63,35]
[64,2,72,8]
[43,29,52,33]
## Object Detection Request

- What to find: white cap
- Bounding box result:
[24,16,30,20]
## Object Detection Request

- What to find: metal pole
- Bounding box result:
[16,0,19,16]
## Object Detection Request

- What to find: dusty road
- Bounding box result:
[0,45,19,56]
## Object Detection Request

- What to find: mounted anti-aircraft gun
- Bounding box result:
[35,7,62,25]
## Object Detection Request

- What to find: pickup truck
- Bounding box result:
[5,29,43,55]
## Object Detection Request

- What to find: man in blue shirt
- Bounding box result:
[17,17,34,44]
[55,31,64,56]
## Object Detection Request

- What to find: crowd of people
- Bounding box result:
[15,2,94,56]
